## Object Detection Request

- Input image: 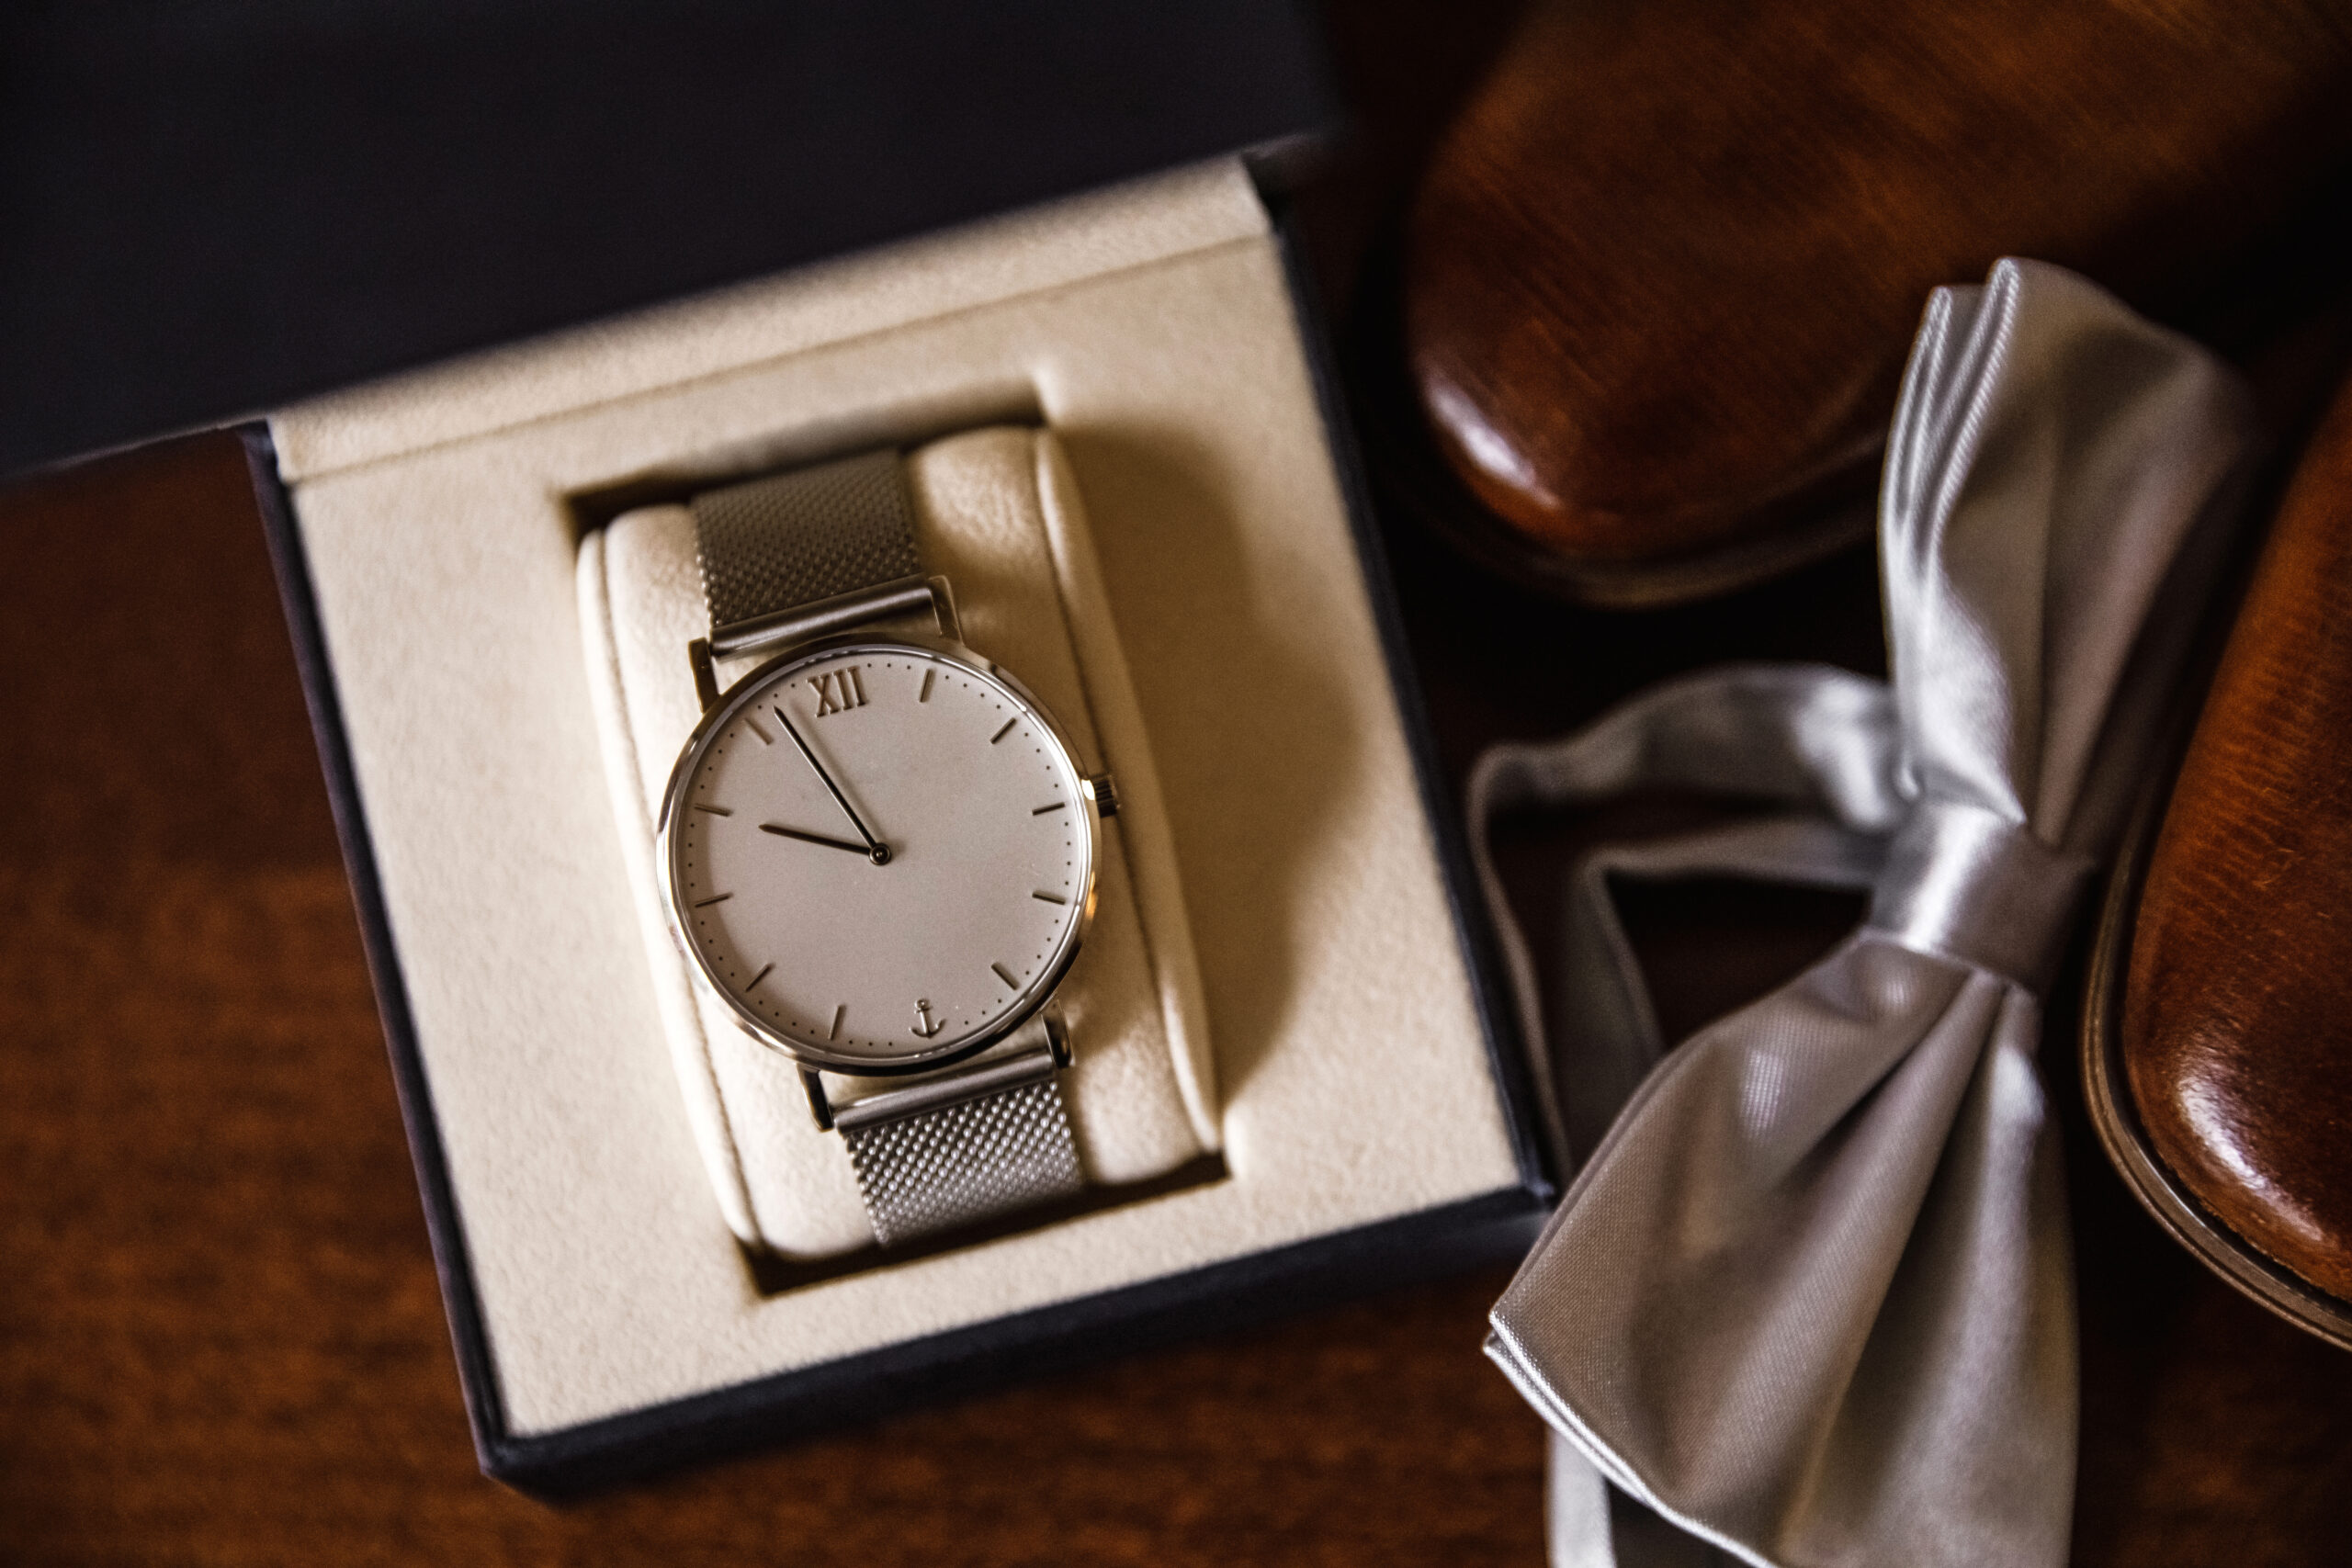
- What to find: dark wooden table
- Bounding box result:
[7,6,2352,1561]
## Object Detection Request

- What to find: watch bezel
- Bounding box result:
[655,630,1104,1077]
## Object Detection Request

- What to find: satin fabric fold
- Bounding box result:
[1476,260,2260,1568]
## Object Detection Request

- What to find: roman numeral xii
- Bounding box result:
[811,667,868,716]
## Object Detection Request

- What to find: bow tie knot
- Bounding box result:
[1867,800,2094,992]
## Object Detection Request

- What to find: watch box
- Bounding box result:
[6,4,1551,1495]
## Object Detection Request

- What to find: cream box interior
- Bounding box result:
[266,157,1539,1486]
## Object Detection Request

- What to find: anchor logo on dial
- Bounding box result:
[910,999,944,1039]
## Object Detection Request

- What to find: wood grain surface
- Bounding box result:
[2125,372,2352,1303]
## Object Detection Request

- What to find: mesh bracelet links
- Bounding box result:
[688,449,1087,1247]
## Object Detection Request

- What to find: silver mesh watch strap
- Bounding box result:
[690,448,921,631]
[688,448,1087,1247]
[841,1073,1085,1247]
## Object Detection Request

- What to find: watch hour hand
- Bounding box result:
[773,708,890,864]
[759,823,873,856]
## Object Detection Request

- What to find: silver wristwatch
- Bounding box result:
[655,449,1113,1247]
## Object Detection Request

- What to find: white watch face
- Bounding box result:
[662,639,1096,1070]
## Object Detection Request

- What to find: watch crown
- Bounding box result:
[1086,773,1119,818]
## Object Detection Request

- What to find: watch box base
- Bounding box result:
[254,160,1548,1491]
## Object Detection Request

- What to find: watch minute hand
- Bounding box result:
[774,707,890,865]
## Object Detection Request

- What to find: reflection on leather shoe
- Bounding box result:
[2124,369,2352,1310]
[1403,0,2352,604]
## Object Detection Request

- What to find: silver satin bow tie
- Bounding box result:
[1468,259,2262,1568]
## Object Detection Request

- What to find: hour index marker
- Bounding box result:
[1032,891,1067,905]
[920,669,935,703]
[693,893,733,908]
[991,962,1018,988]
[744,715,772,745]
[829,1004,845,1040]
[990,718,1017,744]
[746,963,775,988]
[692,803,733,816]
[1032,801,1066,815]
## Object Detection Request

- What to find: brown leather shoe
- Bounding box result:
[1403,0,2352,605]
[2097,367,2352,1338]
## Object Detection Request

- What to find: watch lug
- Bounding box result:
[925,575,964,644]
[1042,1007,1074,1069]
[800,1067,836,1132]
[688,637,720,712]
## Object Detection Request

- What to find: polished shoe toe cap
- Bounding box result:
[1401,0,2352,592]
[2125,375,2352,1304]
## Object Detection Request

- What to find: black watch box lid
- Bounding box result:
[0,0,1334,478]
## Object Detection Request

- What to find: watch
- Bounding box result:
[655,448,1114,1247]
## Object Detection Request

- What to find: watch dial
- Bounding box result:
[666,643,1092,1066]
